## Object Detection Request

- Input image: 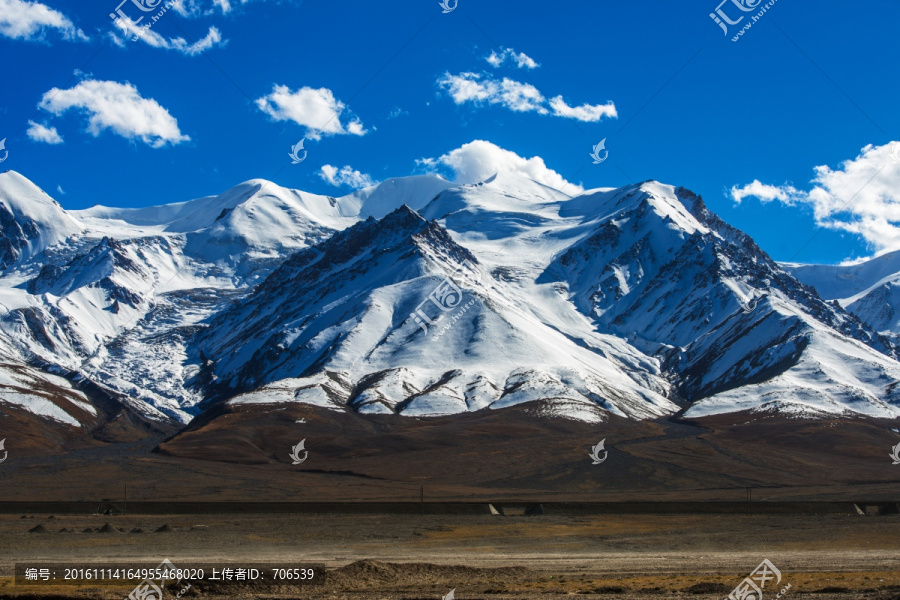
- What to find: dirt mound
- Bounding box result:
[682,582,733,594]
[130,528,144,533]
[96,523,117,533]
[58,528,70,533]
[82,527,94,533]
[155,524,173,533]
[28,524,48,533]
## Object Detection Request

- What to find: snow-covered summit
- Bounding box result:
[0,171,83,269]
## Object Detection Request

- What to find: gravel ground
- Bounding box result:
[1,512,899,599]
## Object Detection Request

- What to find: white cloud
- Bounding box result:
[56,184,65,195]
[438,72,616,122]
[110,18,224,55]
[38,79,190,148]
[732,142,900,255]
[485,48,539,70]
[26,120,63,144]
[730,180,801,204]
[419,140,582,194]
[549,96,617,122]
[319,164,376,189]
[438,72,546,114]
[0,0,87,41]
[256,85,367,140]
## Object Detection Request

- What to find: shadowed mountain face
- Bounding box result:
[0,170,898,451]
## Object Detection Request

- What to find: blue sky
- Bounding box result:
[1,0,898,265]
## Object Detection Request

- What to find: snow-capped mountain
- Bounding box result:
[1,168,899,431]
[786,251,900,341]
[196,205,675,422]
[0,171,83,270]
[0,170,459,422]
[198,174,900,421]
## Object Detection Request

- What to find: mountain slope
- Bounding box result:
[195,205,676,422]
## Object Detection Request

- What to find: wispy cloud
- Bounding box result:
[548,95,617,122]
[170,0,278,16]
[110,18,224,55]
[485,47,539,70]
[256,85,367,140]
[39,79,190,148]
[388,106,408,120]
[438,72,616,122]
[319,164,375,189]
[0,0,87,41]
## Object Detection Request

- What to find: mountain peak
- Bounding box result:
[0,171,83,269]
[338,174,455,219]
